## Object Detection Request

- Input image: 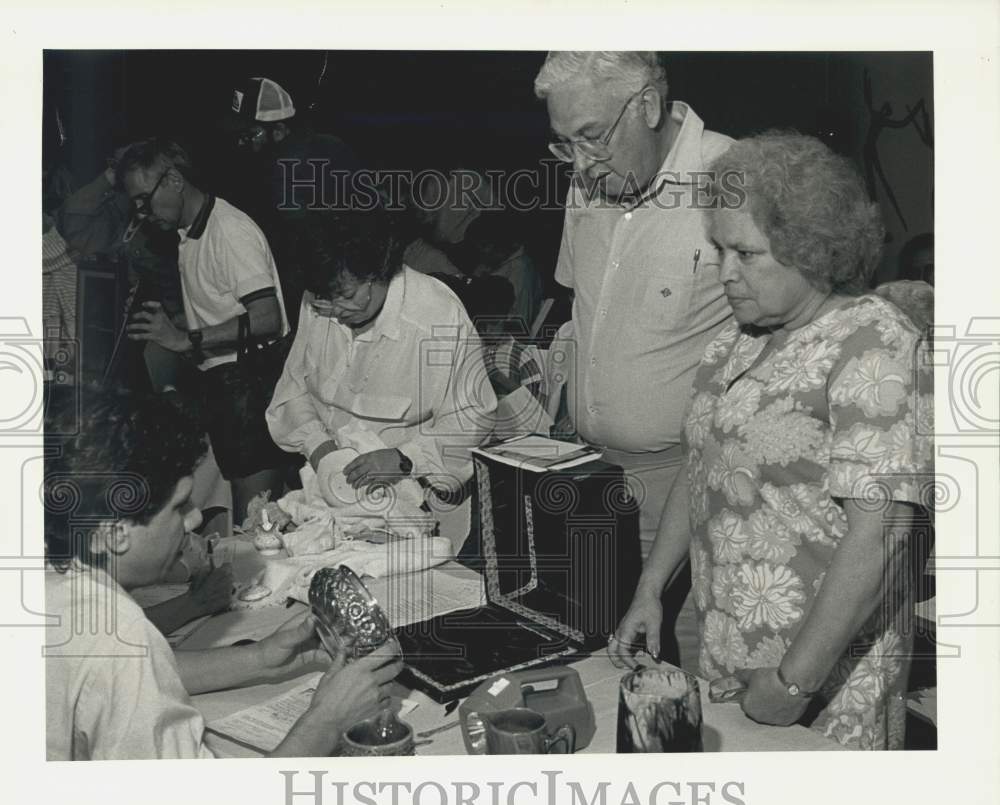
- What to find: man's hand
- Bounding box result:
[309,647,404,730]
[733,668,812,726]
[256,611,328,677]
[188,564,234,618]
[127,301,188,352]
[608,588,663,669]
[343,448,409,490]
[270,644,404,757]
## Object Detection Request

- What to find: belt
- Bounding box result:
[599,443,685,469]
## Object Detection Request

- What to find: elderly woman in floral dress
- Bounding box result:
[610,131,933,750]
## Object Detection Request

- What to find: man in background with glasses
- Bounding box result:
[119,138,295,525]
[535,51,733,669]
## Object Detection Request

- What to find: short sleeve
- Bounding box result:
[826,303,933,506]
[213,215,277,300]
[553,186,578,290]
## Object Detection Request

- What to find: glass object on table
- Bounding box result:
[617,667,703,752]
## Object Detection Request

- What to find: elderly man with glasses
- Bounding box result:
[535,52,734,669]
[120,138,296,524]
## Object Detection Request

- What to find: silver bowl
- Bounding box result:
[309,565,394,661]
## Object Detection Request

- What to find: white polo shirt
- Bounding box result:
[555,102,734,453]
[177,196,289,371]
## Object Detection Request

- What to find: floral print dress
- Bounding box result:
[684,295,933,749]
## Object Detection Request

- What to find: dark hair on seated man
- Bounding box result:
[44,386,206,572]
[43,386,404,761]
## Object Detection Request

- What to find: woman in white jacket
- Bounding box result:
[266,212,497,507]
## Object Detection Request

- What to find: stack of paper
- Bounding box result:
[472,434,602,472]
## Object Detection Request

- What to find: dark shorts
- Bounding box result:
[200,361,297,481]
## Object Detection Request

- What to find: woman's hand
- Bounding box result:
[256,611,328,676]
[188,564,234,617]
[343,448,409,489]
[127,301,189,352]
[608,588,663,669]
[733,668,812,726]
[308,648,404,733]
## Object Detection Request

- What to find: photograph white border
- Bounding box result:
[4,2,998,804]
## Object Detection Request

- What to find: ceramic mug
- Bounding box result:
[483,708,576,755]
[340,712,415,757]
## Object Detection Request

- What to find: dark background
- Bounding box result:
[42,50,934,284]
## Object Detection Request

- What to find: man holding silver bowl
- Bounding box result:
[44,388,403,760]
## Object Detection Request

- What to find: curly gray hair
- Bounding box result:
[534,51,668,101]
[708,131,885,294]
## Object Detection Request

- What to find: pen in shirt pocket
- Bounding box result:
[691,249,701,274]
[691,248,701,274]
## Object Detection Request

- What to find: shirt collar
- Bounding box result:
[625,101,707,209]
[178,194,215,242]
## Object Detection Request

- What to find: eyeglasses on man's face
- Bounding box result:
[129,169,171,220]
[237,125,267,149]
[547,85,651,164]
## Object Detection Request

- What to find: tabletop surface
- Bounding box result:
[192,632,844,756]
[172,542,844,755]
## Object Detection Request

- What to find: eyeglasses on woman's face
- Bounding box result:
[309,278,375,317]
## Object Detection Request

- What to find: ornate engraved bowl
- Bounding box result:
[308,565,394,661]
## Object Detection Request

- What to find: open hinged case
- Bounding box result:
[395,436,642,702]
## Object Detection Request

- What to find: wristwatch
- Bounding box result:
[396,449,413,476]
[187,329,205,361]
[776,666,819,698]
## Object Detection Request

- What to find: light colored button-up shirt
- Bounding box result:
[266,267,497,494]
[555,102,734,453]
[45,567,213,760]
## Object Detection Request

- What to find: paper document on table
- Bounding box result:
[472,434,602,472]
[175,606,302,650]
[366,569,485,628]
[206,672,322,753]
[207,676,422,754]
